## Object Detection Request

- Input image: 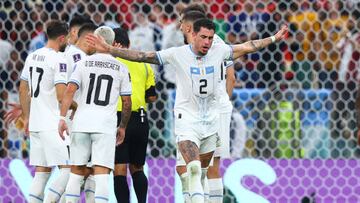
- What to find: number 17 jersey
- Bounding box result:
[69,53,132,134]
[20,47,68,132]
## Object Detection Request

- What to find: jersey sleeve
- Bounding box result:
[145,63,156,97]
[119,66,132,96]
[155,47,177,65]
[53,54,68,85]
[218,43,234,61]
[68,62,82,89]
[20,56,31,81]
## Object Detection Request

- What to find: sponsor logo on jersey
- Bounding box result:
[73,54,81,62]
[59,63,67,72]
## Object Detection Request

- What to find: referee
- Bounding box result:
[113,28,157,203]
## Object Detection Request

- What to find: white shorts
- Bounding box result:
[214,112,232,158]
[29,131,70,167]
[176,133,218,166]
[70,132,116,170]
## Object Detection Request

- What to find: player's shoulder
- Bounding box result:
[213,34,225,45]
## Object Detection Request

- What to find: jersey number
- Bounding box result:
[199,79,207,94]
[86,73,113,106]
[29,66,44,98]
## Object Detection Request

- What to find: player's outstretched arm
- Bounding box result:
[86,34,160,65]
[232,25,288,60]
[19,80,30,135]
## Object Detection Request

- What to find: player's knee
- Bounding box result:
[176,165,187,176]
[114,164,127,176]
[129,164,143,174]
[207,165,220,178]
[187,160,201,177]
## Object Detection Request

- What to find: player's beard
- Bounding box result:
[59,44,67,52]
[183,34,188,45]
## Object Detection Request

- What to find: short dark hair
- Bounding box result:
[69,15,93,28]
[193,18,215,33]
[181,3,206,15]
[78,23,98,38]
[46,20,69,39]
[113,28,130,48]
[182,11,206,23]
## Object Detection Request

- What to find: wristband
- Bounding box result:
[59,116,66,121]
[271,36,276,43]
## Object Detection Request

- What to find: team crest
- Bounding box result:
[73,54,81,62]
[59,63,67,72]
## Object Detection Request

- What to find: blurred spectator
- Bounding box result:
[0,39,12,68]
[129,12,159,51]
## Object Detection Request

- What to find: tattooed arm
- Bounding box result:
[116,95,132,145]
[231,25,288,60]
[86,34,160,64]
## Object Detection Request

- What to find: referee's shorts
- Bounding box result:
[115,110,149,166]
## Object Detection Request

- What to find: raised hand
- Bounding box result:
[86,34,111,53]
[274,24,288,42]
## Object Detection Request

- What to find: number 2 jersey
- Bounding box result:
[156,43,233,137]
[68,53,132,134]
[20,47,68,132]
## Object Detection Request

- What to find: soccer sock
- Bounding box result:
[84,175,96,202]
[132,171,148,203]
[94,174,110,202]
[114,175,130,203]
[64,173,84,203]
[187,160,204,203]
[180,172,190,203]
[201,168,209,202]
[45,168,70,202]
[208,178,223,203]
[29,172,51,203]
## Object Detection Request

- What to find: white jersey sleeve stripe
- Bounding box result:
[120,91,132,96]
[156,52,164,65]
[20,75,28,81]
[68,79,80,89]
[54,80,67,85]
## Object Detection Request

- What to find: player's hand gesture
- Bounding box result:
[86,34,111,53]
[116,127,126,146]
[58,119,69,140]
[274,24,288,42]
[4,103,22,128]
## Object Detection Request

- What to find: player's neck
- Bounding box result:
[75,39,88,53]
[190,44,204,57]
[45,40,60,52]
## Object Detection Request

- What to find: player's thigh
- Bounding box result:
[198,133,217,167]
[91,132,116,170]
[128,118,149,166]
[177,134,201,164]
[215,112,231,158]
[29,132,47,167]
[69,132,92,166]
[40,130,70,166]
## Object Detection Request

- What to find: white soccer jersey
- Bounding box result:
[213,34,234,113]
[64,44,87,79]
[156,43,233,136]
[64,44,87,103]
[20,47,68,131]
[69,53,132,134]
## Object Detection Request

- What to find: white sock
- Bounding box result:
[208,178,223,203]
[84,175,96,202]
[94,174,110,202]
[187,160,204,203]
[180,172,190,203]
[201,168,209,203]
[29,172,51,203]
[64,173,84,203]
[45,168,70,202]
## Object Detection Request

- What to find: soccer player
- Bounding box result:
[112,28,157,203]
[178,9,236,203]
[58,26,132,203]
[68,15,93,46]
[19,20,72,203]
[62,22,98,202]
[87,19,288,203]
